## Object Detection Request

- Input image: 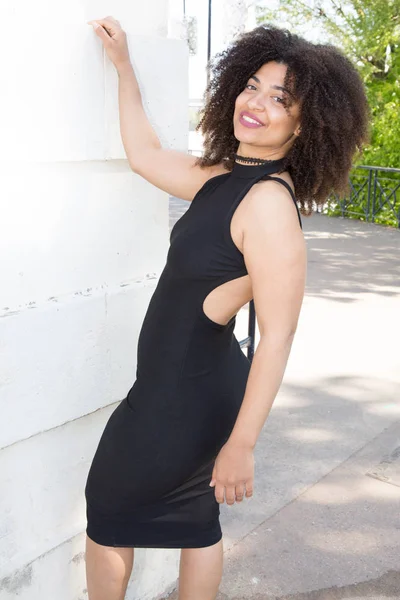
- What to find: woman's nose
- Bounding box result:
[247,93,266,111]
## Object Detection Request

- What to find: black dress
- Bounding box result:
[85,158,302,548]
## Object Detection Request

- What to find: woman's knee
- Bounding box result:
[85,535,134,599]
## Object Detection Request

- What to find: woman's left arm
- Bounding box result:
[210,180,307,505]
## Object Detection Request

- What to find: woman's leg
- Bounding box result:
[85,535,134,600]
[178,539,224,600]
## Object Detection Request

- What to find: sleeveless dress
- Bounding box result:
[85,158,303,548]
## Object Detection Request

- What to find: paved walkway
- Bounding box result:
[167,198,400,600]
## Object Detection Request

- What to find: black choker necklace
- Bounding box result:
[234,153,283,166]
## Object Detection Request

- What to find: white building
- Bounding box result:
[0,1,188,599]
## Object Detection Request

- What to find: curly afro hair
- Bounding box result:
[194,25,370,214]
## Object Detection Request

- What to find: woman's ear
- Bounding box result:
[295,125,302,136]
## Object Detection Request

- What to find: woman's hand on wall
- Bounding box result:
[88,16,132,72]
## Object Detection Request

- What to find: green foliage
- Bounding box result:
[256,0,400,226]
[257,0,400,169]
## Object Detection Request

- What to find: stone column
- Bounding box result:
[0,1,188,598]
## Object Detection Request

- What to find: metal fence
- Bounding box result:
[324,165,400,229]
[238,300,256,361]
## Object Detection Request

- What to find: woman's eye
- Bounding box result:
[245,84,256,90]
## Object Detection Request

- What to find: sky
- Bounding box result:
[184,0,325,100]
[184,0,263,98]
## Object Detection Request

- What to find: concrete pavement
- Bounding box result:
[167,199,400,599]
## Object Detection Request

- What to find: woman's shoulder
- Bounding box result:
[259,170,295,198]
[248,171,302,230]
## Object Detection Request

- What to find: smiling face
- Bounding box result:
[233,61,302,160]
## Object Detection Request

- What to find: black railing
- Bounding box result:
[238,299,256,362]
[324,165,400,228]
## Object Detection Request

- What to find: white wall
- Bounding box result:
[0,1,188,599]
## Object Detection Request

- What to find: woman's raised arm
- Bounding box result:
[89,17,227,201]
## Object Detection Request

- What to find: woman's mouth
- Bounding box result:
[239,112,264,128]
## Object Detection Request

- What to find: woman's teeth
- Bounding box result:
[243,115,261,125]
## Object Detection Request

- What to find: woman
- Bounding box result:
[85,17,369,600]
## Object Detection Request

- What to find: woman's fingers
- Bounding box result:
[245,481,254,498]
[88,22,111,44]
[214,482,252,504]
[225,485,236,506]
[88,17,122,39]
[215,482,225,504]
[87,17,131,70]
[235,483,245,502]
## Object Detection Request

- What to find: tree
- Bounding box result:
[257,0,400,168]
